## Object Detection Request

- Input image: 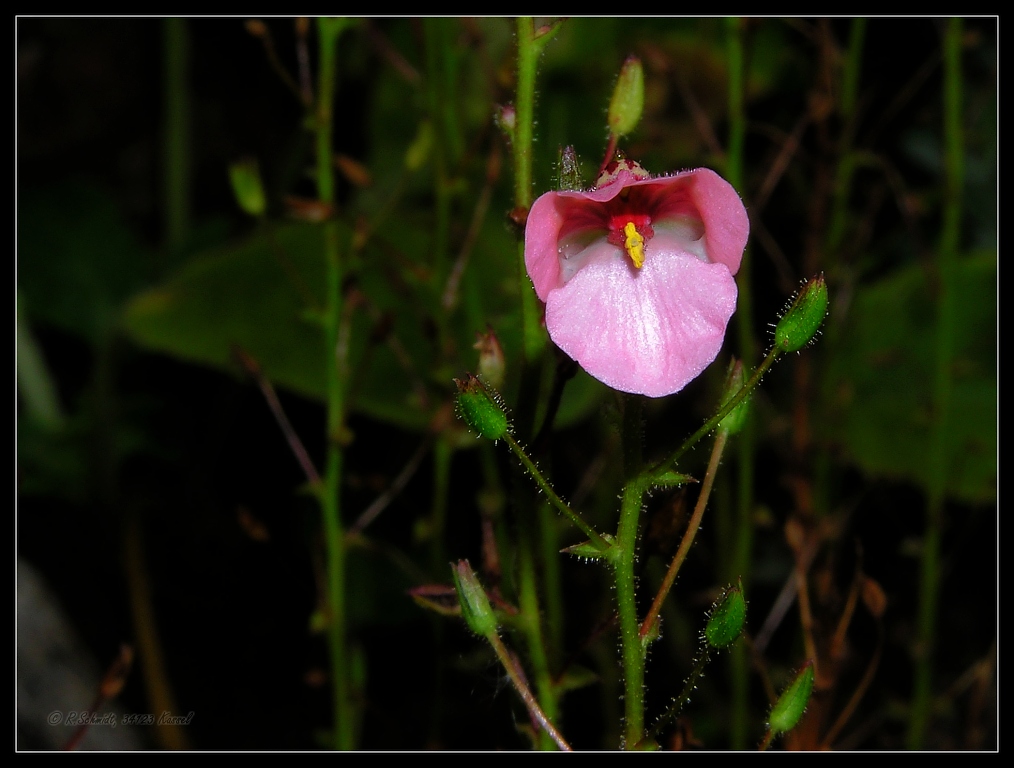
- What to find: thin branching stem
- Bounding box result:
[503,432,609,550]
[641,429,730,639]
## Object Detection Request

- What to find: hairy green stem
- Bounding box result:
[650,347,781,481]
[908,17,963,749]
[504,432,609,550]
[513,18,537,211]
[615,396,646,748]
[615,477,647,748]
[644,643,711,745]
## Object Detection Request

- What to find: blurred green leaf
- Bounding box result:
[123,221,443,431]
[824,251,997,503]
[19,179,150,344]
[123,222,330,402]
[16,295,64,430]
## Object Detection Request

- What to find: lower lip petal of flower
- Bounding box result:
[544,250,738,398]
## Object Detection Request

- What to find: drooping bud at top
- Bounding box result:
[768,660,816,736]
[474,328,506,391]
[450,559,498,637]
[228,158,267,217]
[608,55,645,138]
[774,274,829,353]
[705,580,747,649]
[454,374,510,441]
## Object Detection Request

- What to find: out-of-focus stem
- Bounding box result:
[725,17,754,750]
[517,526,558,750]
[507,18,567,751]
[513,18,553,365]
[315,18,355,751]
[423,19,452,295]
[908,17,963,750]
[124,513,189,750]
[162,18,190,263]
[538,501,564,666]
[826,18,867,255]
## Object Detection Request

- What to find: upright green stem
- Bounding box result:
[725,18,753,366]
[513,19,537,212]
[614,396,646,748]
[615,478,647,748]
[513,18,551,365]
[538,500,564,666]
[504,19,568,750]
[315,18,354,751]
[908,17,963,749]
[517,522,559,750]
[826,18,866,255]
[725,18,754,750]
[423,19,454,303]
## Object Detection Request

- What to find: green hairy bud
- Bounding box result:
[774,275,829,353]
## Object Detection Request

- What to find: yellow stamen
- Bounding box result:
[623,221,645,268]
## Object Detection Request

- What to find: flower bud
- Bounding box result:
[473,328,506,391]
[495,104,517,139]
[774,275,829,353]
[228,158,267,217]
[861,576,888,619]
[705,580,747,649]
[608,56,645,138]
[768,660,815,736]
[718,359,749,435]
[454,374,510,441]
[450,560,498,637]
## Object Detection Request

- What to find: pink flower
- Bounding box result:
[524,160,749,397]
